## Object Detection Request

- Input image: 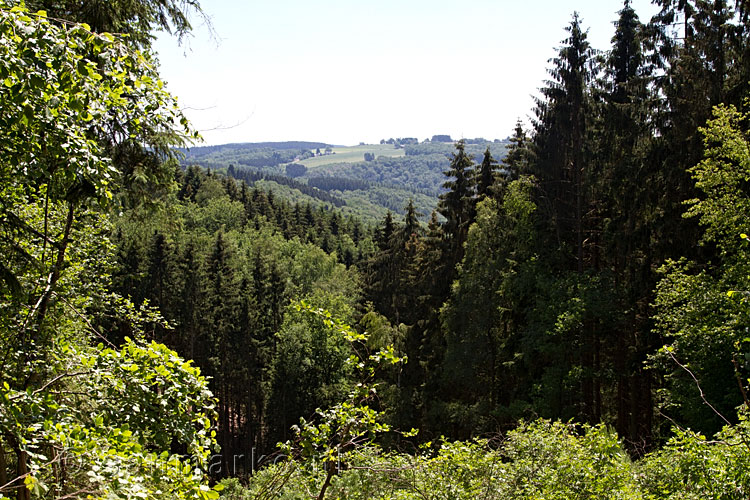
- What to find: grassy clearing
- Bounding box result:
[299,144,405,169]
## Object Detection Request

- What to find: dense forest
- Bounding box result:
[4,0,750,499]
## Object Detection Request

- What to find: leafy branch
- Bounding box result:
[276,301,408,500]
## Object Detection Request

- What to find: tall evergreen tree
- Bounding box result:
[394,200,423,325]
[646,0,750,264]
[530,13,604,423]
[440,177,538,436]
[236,276,265,458]
[366,212,399,319]
[501,120,534,185]
[437,139,476,271]
[203,231,240,476]
[376,211,395,251]
[175,241,203,362]
[476,147,499,200]
[599,0,659,445]
[145,231,171,323]
[532,12,598,272]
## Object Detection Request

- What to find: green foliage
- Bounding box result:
[24,0,206,49]
[267,302,358,445]
[11,2,750,496]
[334,185,436,224]
[685,104,750,251]
[271,302,405,500]
[499,421,636,499]
[638,411,750,499]
[233,419,639,500]
[285,163,308,178]
[0,4,219,498]
[225,412,750,499]
[653,103,750,433]
[437,140,476,271]
[0,2,194,209]
[440,177,538,432]
[0,337,219,499]
[111,183,366,458]
[180,141,513,225]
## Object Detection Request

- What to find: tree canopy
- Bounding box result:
[0,3,218,499]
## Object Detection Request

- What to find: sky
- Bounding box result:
[153,0,661,147]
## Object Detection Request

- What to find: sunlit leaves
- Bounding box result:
[0,2,196,208]
[653,103,750,432]
[0,338,218,499]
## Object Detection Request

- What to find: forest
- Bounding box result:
[3,0,750,499]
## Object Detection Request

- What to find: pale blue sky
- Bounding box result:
[154,1,661,146]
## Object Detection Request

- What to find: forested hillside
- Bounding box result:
[180,139,510,223]
[5,0,750,499]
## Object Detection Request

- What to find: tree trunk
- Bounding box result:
[0,438,7,490]
[316,460,336,500]
[16,449,29,500]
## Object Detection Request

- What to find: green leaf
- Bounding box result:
[0,261,24,300]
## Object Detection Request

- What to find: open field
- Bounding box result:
[298,144,405,169]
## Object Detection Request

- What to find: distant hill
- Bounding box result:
[182,141,332,155]
[179,142,332,171]
[307,140,510,194]
[177,139,511,224]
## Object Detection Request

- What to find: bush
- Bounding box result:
[237,419,640,500]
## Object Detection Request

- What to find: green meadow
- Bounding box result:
[298,143,406,169]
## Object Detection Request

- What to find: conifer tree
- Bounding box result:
[176,241,203,362]
[437,139,476,271]
[394,200,423,325]
[532,12,597,272]
[376,212,395,252]
[223,176,240,201]
[647,0,750,264]
[365,212,396,318]
[599,0,658,443]
[398,200,422,246]
[111,228,144,309]
[26,0,206,49]
[366,208,421,323]
[502,120,534,185]
[204,231,240,475]
[440,176,539,435]
[145,231,171,325]
[178,165,203,202]
[236,276,265,455]
[529,12,605,423]
[476,147,499,200]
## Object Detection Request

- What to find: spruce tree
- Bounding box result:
[532,12,597,271]
[530,12,604,422]
[175,241,203,362]
[476,147,499,200]
[502,120,534,185]
[600,0,659,444]
[375,211,395,252]
[394,200,423,325]
[437,139,476,271]
[647,0,750,264]
[399,200,422,245]
[204,231,240,475]
[145,231,171,321]
[440,177,539,434]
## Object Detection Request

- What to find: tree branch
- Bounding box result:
[667,349,731,426]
